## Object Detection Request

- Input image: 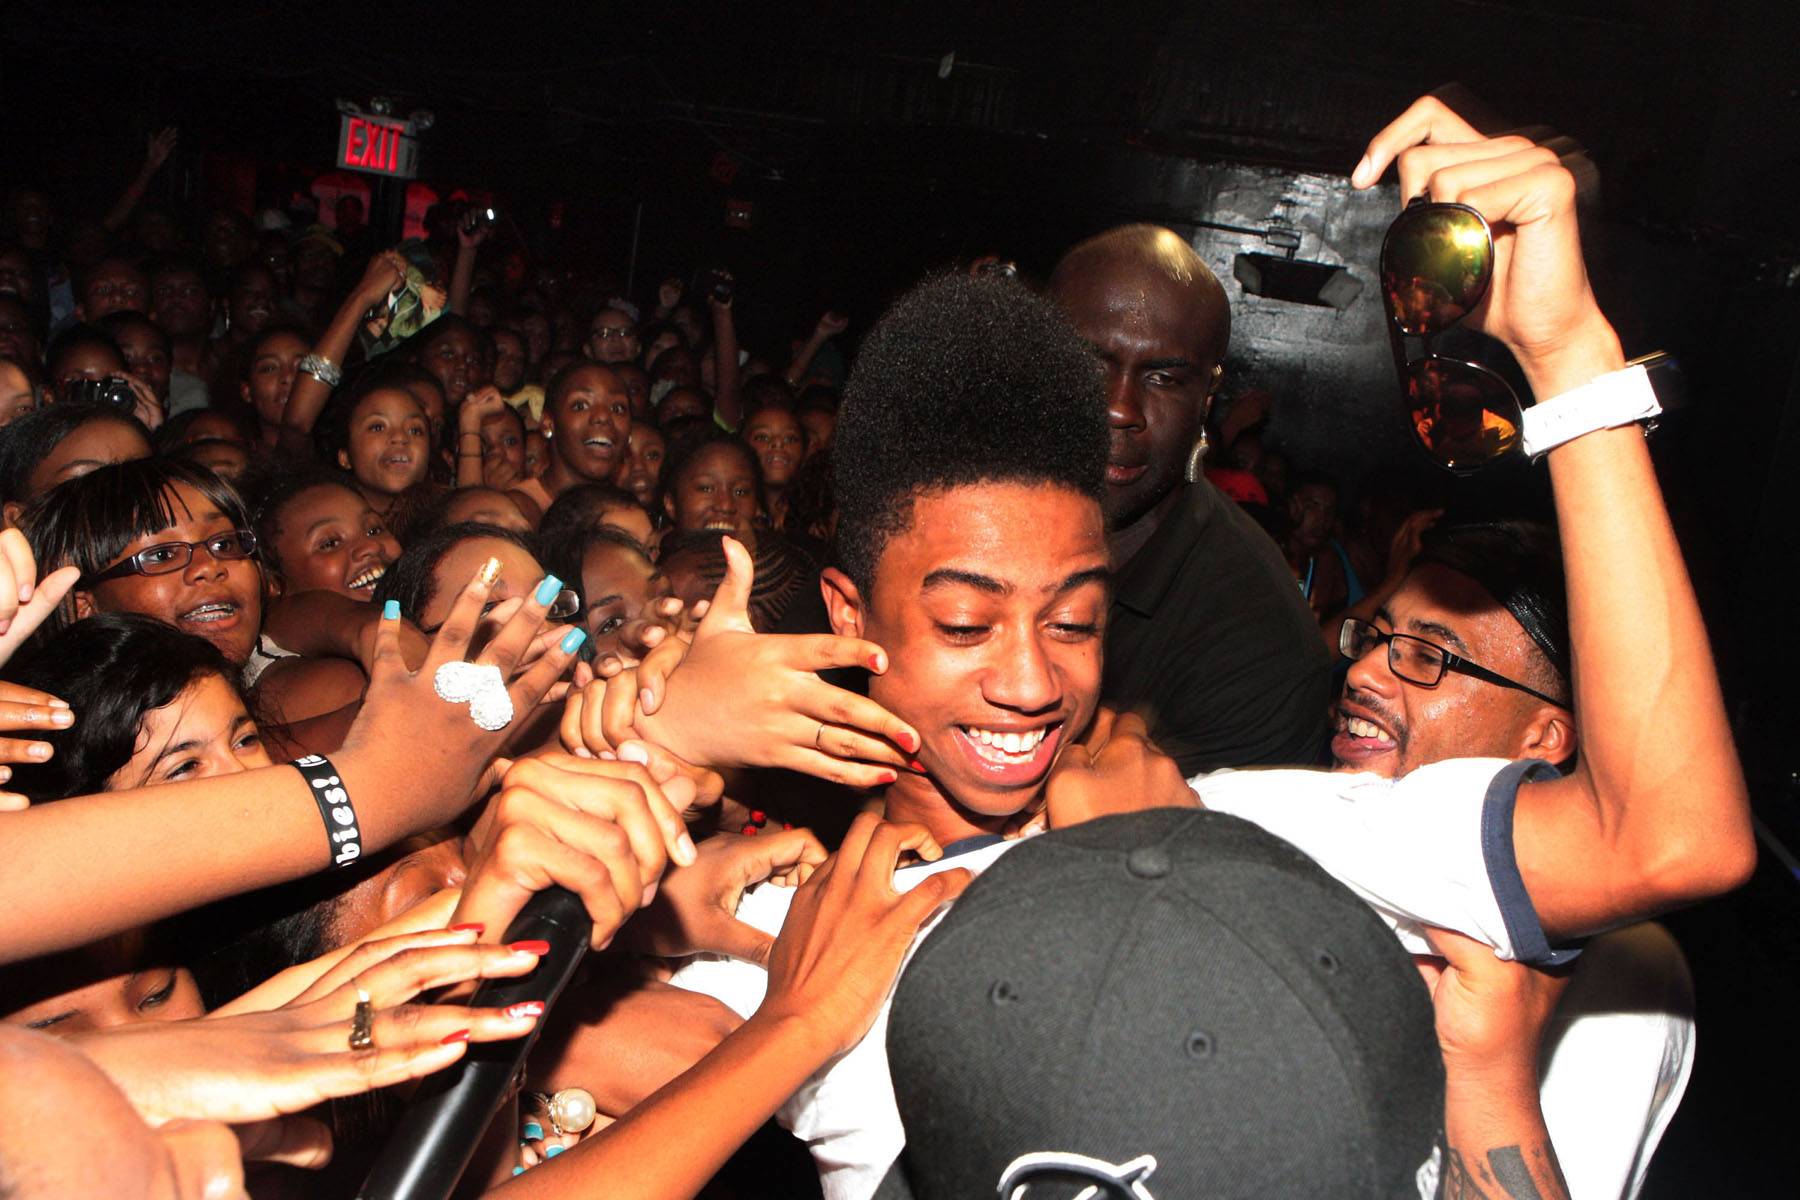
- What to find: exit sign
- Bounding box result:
[337,113,419,179]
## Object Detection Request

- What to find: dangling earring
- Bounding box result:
[1183,428,1210,483]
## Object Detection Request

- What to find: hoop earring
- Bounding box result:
[1183,428,1210,483]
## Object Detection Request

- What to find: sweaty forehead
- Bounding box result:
[1388,563,1535,669]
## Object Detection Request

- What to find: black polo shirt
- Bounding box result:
[1103,480,1333,774]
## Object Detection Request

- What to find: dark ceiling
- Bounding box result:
[5,0,1797,242]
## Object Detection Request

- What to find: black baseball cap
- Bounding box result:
[874,809,1443,1200]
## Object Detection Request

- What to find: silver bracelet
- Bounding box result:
[298,353,343,389]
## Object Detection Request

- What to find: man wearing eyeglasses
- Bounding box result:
[1042,94,1750,1199]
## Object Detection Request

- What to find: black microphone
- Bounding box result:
[357,887,592,1200]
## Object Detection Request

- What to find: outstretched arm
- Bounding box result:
[1353,96,1754,941]
[486,815,971,1198]
[102,127,177,233]
[278,251,406,456]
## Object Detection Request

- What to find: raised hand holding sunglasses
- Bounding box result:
[1357,96,1663,470]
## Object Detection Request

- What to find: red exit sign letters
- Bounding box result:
[337,114,419,179]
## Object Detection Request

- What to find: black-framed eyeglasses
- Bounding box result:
[86,529,259,585]
[418,588,583,634]
[1337,617,1565,708]
[591,325,636,340]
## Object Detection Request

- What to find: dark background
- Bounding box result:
[5,2,1798,1193]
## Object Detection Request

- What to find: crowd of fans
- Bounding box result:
[0,93,1754,1200]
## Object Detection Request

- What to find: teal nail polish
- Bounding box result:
[559,627,587,655]
[545,1145,565,1158]
[523,1122,544,1141]
[382,599,400,621]
[513,1165,526,1176]
[534,575,563,606]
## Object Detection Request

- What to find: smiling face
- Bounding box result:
[1332,563,1572,778]
[664,441,759,540]
[544,364,630,486]
[824,482,1109,836]
[270,482,401,599]
[338,387,430,497]
[1052,252,1226,534]
[80,483,263,665]
[744,407,805,487]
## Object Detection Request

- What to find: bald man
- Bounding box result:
[1051,225,1331,772]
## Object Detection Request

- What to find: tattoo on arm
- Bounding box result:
[1441,1143,1570,1200]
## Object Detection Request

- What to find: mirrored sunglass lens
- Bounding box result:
[1406,360,1522,470]
[1381,206,1493,335]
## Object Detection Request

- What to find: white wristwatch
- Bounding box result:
[1519,357,1663,459]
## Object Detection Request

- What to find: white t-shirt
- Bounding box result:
[1539,922,1695,1200]
[667,757,1618,1200]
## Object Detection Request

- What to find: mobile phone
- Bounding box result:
[461,206,497,235]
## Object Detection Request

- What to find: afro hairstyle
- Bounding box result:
[832,271,1106,594]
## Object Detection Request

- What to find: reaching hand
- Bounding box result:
[756,814,971,1057]
[353,249,408,311]
[1353,94,1612,374]
[73,939,550,1126]
[814,311,849,340]
[338,559,584,829]
[624,825,828,963]
[145,126,179,171]
[1419,926,1571,1080]
[121,372,164,431]
[0,680,71,810]
[1025,708,1195,835]
[454,751,699,949]
[0,528,79,660]
[569,537,917,786]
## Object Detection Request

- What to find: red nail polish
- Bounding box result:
[741,823,759,836]
[503,1001,546,1020]
[508,940,551,956]
[909,759,925,773]
[867,653,884,672]
[879,770,899,785]
[750,809,767,824]
[449,923,485,934]
[440,1029,471,1044]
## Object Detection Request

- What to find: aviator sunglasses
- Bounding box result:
[1378,200,1527,473]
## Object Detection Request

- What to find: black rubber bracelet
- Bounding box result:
[293,754,364,868]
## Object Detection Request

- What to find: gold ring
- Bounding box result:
[815,723,828,751]
[348,978,375,1051]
